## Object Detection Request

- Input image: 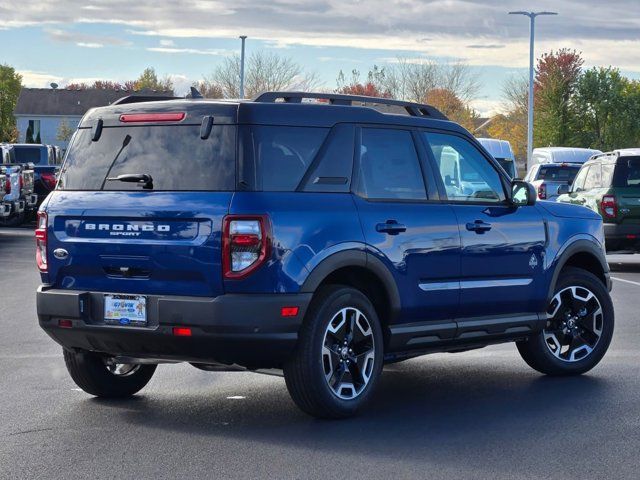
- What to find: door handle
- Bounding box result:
[376,220,407,235]
[466,220,492,234]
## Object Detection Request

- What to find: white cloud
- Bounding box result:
[159,39,175,47]
[76,42,103,48]
[147,47,233,56]
[17,70,64,88]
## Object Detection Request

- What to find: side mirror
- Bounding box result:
[557,184,570,195]
[511,180,536,206]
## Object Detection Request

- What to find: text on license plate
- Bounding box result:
[104,295,147,326]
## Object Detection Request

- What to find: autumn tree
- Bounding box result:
[191,80,223,99]
[56,118,75,142]
[534,48,584,147]
[210,52,319,98]
[426,88,478,131]
[0,64,22,142]
[335,67,391,97]
[134,67,174,94]
[66,80,137,91]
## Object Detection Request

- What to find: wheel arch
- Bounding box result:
[301,250,402,328]
[548,238,610,301]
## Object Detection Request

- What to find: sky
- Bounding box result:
[1,0,639,116]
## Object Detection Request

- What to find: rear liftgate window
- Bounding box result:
[58,124,236,191]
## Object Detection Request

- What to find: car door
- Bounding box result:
[353,126,461,339]
[421,131,547,322]
[563,164,592,207]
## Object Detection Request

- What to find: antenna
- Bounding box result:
[190,86,204,99]
[50,83,59,90]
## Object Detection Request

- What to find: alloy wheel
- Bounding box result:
[322,307,376,400]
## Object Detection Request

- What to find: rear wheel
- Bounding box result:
[63,349,156,398]
[517,267,614,375]
[284,286,383,419]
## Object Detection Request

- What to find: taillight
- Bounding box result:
[19,174,23,190]
[222,215,270,279]
[601,195,617,219]
[35,211,48,272]
[41,172,57,190]
[4,177,10,194]
[538,183,547,200]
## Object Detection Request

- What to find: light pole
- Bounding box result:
[509,11,557,168]
[239,35,247,99]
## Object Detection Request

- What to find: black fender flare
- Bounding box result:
[300,250,402,321]
[547,238,610,300]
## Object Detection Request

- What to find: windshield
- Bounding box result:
[11,146,46,165]
[537,165,581,182]
[58,125,236,191]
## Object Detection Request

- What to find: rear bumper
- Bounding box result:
[0,202,10,217]
[37,286,312,368]
[603,223,640,252]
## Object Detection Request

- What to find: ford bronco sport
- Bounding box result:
[36,92,614,418]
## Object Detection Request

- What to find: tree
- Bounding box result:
[66,80,136,91]
[0,64,22,142]
[335,68,391,97]
[57,118,75,142]
[134,67,174,94]
[210,52,320,98]
[191,80,223,99]
[426,88,478,131]
[534,49,584,147]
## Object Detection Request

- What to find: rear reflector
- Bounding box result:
[119,112,186,123]
[626,235,637,239]
[58,319,72,328]
[281,307,299,317]
[173,327,192,337]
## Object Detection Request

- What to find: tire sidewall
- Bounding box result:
[303,287,384,416]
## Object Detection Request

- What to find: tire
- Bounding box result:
[517,267,614,376]
[63,349,157,398]
[284,285,384,419]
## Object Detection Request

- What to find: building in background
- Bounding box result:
[13,88,172,151]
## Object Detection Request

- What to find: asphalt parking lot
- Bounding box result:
[1,227,639,480]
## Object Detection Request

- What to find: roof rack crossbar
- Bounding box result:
[253,91,448,120]
[112,95,180,106]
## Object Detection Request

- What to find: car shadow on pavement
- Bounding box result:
[73,358,612,474]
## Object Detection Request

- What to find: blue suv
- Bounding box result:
[36,92,614,418]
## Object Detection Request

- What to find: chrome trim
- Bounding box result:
[419,278,532,292]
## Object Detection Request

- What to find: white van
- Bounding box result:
[476,138,517,178]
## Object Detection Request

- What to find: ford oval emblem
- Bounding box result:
[53,248,69,260]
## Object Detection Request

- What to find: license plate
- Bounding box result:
[104,294,147,326]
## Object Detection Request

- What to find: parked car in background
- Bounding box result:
[0,163,36,226]
[36,92,615,419]
[557,149,640,253]
[3,144,60,211]
[525,147,602,201]
[477,138,517,178]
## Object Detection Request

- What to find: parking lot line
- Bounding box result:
[611,276,640,287]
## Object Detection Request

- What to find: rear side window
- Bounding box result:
[583,164,602,190]
[245,126,328,191]
[613,157,640,187]
[58,125,236,191]
[537,165,581,182]
[357,128,426,200]
[11,146,46,164]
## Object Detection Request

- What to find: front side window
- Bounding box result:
[572,166,590,191]
[357,128,426,200]
[424,132,505,203]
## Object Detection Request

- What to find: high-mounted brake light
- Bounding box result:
[601,195,617,219]
[35,211,48,272]
[222,215,271,280]
[119,112,186,123]
[538,183,547,200]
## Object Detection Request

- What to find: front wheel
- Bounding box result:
[63,349,157,398]
[284,286,384,419]
[517,267,614,375]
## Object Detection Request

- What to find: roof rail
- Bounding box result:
[112,94,180,106]
[253,91,448,121]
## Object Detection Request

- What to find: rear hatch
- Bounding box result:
[43,101,238,298]
[610,157,640,224]
[534,164,581,199]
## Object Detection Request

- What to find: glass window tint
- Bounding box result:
[250,126,328,191]
[583,164,602,190]
[11,146,46,164]
[357,128,426,200]
[58,125,236,191]
[601,163,615,187]
[537,165,581,182]
[424,132,505,203]
[613,157,640,187]
[302,124,354,193]
[572,166,589,191]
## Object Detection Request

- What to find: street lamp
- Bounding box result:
[239,35,247,99]
[509,10,557,169]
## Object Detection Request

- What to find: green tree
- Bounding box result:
[134,67,174,94]
[57,118,75,142]
[534,49,584,147]
[573,67,640,150]
[0,64,23,142]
